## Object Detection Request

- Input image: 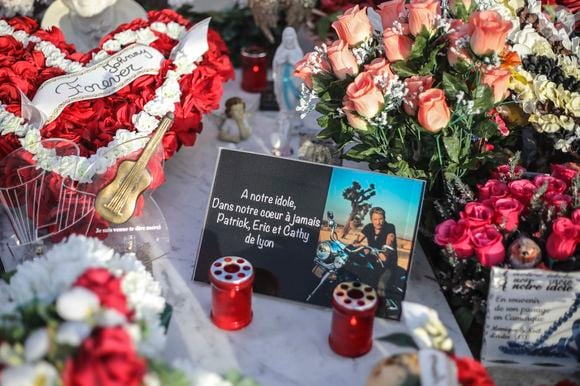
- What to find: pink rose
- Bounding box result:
[533,175,567,195]
[546,192,573,210]
[332,5,373,47]
[327,39,359,80]
[573,209,580,225]
[383,25,413,62]
[460,202,494,229]
[477,179,508,201]
[492,197,523,232]
[294,52,329,89]
[345,72,384,118]
[434,219,474,258]
[468,11,512,56]
[343,98,369,131]
[417,88,451,133]
[403,75,434,115]
[407,0,440,36]
[508,179,536,205]
[551,163,579,185]
[377,0,406,29]
[364,57,393,78]
[447,20,473,66]
[470,225,505,267]
[490,164,526,180]
[546,218,578,260]
[481,67,511,102]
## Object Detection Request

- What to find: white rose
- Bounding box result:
[24,328,49,362]
[56,287,100,321]
[1,362,58,386]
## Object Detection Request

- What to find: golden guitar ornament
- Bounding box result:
[95,112,174,224]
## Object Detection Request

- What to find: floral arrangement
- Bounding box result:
[432,160,579,333]
[495,0,580,155]
[0,235,257,386]
[294,1,517,183]
[0,10,234,183]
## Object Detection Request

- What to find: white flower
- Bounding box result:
[56,322,92,346]
[1,361,58,386]
[0,20,14,35]
[103,39,122,52]
[144,97,175,117]
[96,309,127,327]
[24,328,49,362]
[113,30,137,46]
[189,370,233,386]
[143,373,162,386]
[510,25,547,57]
[12,31,29,46]
[133,112,160,134]
[9,259,53,304]
[166,22,186,40]
[0,341,24,367]
[91,50,111,64]
[156,79,181,103]
[173,52,196,75]
[53,155,78,178]
[136,28,158,46]
[20,130,42,154]
[56,287,100,321]
[137,319,167,357]
[150,22,168,34]
[402,302,454,352]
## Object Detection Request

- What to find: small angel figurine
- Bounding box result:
[217,97,253,144]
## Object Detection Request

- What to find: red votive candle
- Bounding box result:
[329,281,378,357]
[241,46,268,93]
[209,256,254,330]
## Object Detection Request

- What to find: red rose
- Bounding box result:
[492,197,523,232]
[508,179,536,205]
[477,179,509,201]
[453,356,496,386]
[150,33,176,57]
[62,327,147,386]
[546,218,578,261]
[13,60,39,83]
[147,9,191,26]
[533,175,567,195]
[434,219,474,258]
[573,209,580,225]
[74,268,132,318]
[490,164,526,181]
[551,163,579,186]
[0,36,25,66]
[460,202,494,229]
[470,225,505,267]
[545,192,573,211]
[7,17,39,34]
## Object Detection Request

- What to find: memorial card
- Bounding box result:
[193,149,425,320]
[482,267,580,368]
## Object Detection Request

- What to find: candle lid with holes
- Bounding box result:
[332,281,378,313]
[209,256,254,286]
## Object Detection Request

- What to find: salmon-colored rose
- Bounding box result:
[407,0,440,36]
[364,57,393,78]
[469,11,512,56]
[383,25,413,62]
[345,72,384,118]
[403,75,434,115]
[327,39,359,80]
[332,5,373,47]
[417,88,451,133]
[481,67,510,102]
[294,52,329,89]
[343,99,369,131]
[377,0,405,29]
[447,20,472,66]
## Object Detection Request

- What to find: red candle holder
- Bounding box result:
[329,281,378,357]
[209,256,254,330]
[241,46,268,93]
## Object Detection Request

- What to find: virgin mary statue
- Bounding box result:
[272,27,304,117]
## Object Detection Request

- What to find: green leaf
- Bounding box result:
[376,333,419,349]
[476,120,499,138]
[419,43,445,75]
[392,61,417,78]
[442,135,460,163]
[409,35,427,61]
[442,72,469,96]
[149,360,191,386]
[473,85,494,114]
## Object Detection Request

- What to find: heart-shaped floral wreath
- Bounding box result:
[0,10,234,238]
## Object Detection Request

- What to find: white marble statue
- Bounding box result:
[272,27,304,121]
[41,0,147,52]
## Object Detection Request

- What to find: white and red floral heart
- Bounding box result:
[0,10,234,183]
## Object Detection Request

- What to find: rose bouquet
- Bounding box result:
[432,161,579,332]
[0,235,257,386]
[295,1,517,184]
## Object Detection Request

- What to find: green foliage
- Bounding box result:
[149,360,192,386]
